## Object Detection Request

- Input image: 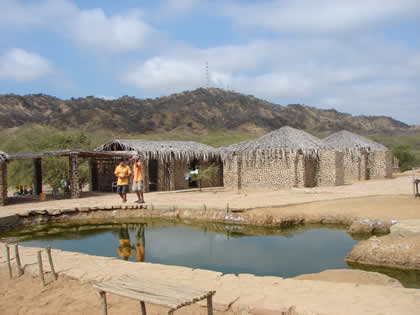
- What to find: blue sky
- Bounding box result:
[0,0,419,124]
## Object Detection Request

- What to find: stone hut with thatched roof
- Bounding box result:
[323,130,392,181]
[220,126,344,190]
[0,150,8,205]
[95,140,223,192]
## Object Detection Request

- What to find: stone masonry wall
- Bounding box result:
[343,152,369,182]
[237,153,303,190]
[0,162,7,206]
[169,159,190,191]
[316,150,344,187]
[368,151,393,179]
[223,156,241,190]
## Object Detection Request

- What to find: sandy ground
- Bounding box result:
[1,175,418,219]
[1,244,420,315]
[0,267,234,315]
[1,173,420,314]
[293,269,403,287]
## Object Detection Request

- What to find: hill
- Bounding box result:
[0,88,411,135]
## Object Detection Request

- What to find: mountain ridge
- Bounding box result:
[0,88,411,135]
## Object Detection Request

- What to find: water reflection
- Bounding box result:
[118,224,134,261]
[117,224,146,262]
[3,219,418,289]
[135,224,146,262]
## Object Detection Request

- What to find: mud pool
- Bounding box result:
[2,219,419,287]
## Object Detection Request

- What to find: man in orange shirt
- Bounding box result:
[114,160,131,203]
[132,157,145,203]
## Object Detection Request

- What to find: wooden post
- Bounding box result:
[5,244,12,279]
[45,247,58,280]
[99,291,108,315]
[37,251,46,286]
[207,294,214,315]
[69,155,81,199]
[14,244,23,276]
[33,158,42,195]
[140,301,146,315]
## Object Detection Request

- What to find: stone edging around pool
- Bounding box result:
[0,204,419,271]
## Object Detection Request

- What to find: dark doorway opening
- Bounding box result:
[148,160,158,192]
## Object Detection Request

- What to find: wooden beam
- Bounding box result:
[99,291,108,315]
[37,251,45,286]
[14,244,23,276]
[45,247,58,280]
[33,158,42,195]
[5,244,12,279]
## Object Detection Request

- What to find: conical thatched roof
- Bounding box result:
[0,150,8,162]
[96,139,219,161]
[323,130,388,153]
[220,126,328,160]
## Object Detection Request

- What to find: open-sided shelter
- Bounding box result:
[323,130,392,181]
[95,140,223,192]
[0,150,8,206]
[0,150,129,206]
[220,126,344,190]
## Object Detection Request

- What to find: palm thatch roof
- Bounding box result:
[219,126,329,160]
[96,139,219,161]
[0,150,8,162]
[323,130,388,154]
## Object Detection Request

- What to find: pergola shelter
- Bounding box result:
[322,130,392,181]
[95,140,223,192]
[220,126,344,190]
[0,150,129,206]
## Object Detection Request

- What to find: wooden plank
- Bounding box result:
[93,282,180,309]
[120,275,211,297]
[110,278,213,303]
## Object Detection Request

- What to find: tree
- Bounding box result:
[392,145,418,172]
[186,164,220,191]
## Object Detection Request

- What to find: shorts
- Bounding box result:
[117,185,129,194]
[132,180,144,192]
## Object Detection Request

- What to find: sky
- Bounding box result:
[0,0,419,125]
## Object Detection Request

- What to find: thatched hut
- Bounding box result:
[220,126,344,190]
[323,130,392,180]
[95,140,223,192]
[0,150,8,205]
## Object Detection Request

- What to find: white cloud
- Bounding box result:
[0,48,52,81]
[163,0,202,14]
[0,0,156,53]
[223,0,420,33]
[121,34,420,124]
[68,9,154,53]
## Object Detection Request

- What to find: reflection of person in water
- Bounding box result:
[118,224,134,261]
[135,224,146,262]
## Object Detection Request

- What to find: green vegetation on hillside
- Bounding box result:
[1,125,419,189]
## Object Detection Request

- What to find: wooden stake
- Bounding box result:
[140,301,146,315]
[45,247,58,280]
[5,244,12,279]
[207,294,214,315]
[37,251,46,286]
[14,244,23,276]
[99,291,108,315]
